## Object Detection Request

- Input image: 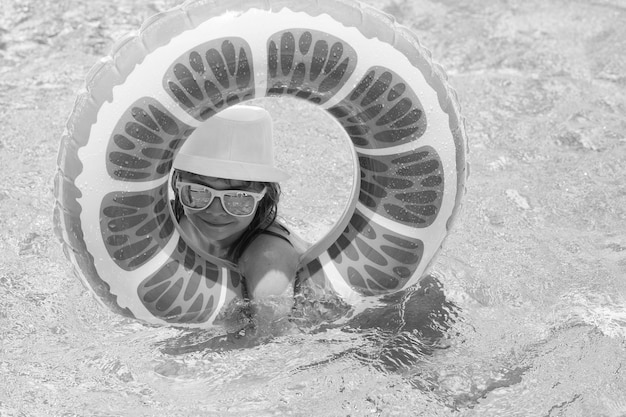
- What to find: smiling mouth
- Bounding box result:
[200,218,231,227]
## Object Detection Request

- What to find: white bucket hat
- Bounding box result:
[173,105,289,182]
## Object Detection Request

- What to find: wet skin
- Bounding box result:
[175,171,300,299]
[176,172,263,259]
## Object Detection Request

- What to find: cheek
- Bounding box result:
[185,212,204,230]
[235,214,255,230]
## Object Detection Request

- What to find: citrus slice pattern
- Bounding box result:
[164,37,256,121]
[53,0,467,327]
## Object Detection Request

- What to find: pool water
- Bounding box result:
[1,0,625,415]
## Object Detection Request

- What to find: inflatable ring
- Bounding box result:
[54,0,467,327]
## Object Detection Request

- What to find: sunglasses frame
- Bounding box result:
[175,180,267,217]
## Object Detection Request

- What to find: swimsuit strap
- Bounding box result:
[259,223,293,247]
[238,222,293,303]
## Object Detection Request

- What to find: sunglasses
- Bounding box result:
[176,180,266,217]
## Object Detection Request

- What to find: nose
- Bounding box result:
[204,196,228,215]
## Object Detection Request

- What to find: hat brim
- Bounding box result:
[173,153,290,182]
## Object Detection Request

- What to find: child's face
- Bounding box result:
[176,172,263,246]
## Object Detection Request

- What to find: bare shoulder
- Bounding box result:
[240,233,300,275]
[238,228,301,298]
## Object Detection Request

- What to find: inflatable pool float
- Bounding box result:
[53,0,467,327]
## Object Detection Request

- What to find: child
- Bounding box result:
[171,105,303,300]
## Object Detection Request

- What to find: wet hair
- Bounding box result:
[171,169,281,261]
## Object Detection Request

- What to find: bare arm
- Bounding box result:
[238,233,300,299]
